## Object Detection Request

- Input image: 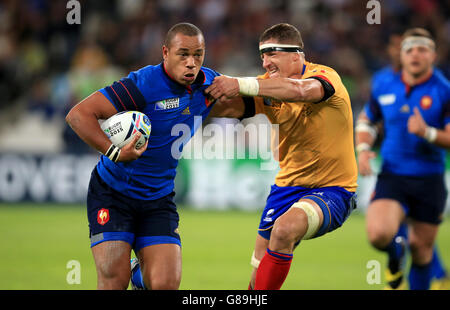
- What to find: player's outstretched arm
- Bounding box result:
[255,77,324,103]
[355,110,378,176]
[408,107,450,149]
[206,75,325,103]
[65,91,147,162]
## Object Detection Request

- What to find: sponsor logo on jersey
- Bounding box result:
[300,103,314,118]
[155,97,180,110]
[182,106,190,115]
[263,208,275,222]
[420,95,432,110]
[400,104,410,113]
[378,94,396,105]
[97,208,110,226]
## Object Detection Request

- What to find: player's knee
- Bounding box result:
[367,224,394,249]
[148,273,180,290]
[271,224,295,244]
[409,237,433,262]
[95,260,130,289]
[97,270,130,290]
[271,212,307,245]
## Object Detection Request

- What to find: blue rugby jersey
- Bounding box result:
[364,67,450,176]
[97,63,220,200]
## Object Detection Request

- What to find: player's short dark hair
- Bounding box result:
[259,23,304,49]
[402,28,434,40]
[164,23,204,47]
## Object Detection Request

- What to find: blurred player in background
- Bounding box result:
[357,30,449,290]
[356,28,450,290]
[206,23,358,290]
[66,23,220,289]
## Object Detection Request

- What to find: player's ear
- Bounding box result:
[162,45,169,60]
[431,50,437,63]
[292,52,301,63]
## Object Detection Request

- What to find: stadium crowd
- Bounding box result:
[0,0,448,153]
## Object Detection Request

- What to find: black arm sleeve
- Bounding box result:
[238,97,256,120]
[308,76,335,103]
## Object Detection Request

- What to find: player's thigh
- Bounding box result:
[366,199,406,244]
[86,167,136,247]
[137,243,182,290]
[91,240,132,280]
[409,220,439,264]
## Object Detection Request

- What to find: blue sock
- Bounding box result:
[397,222,408,240]
[131,263,146,289]
[384,223,408,273]
[431,246,447,279]
[409,262,433,290]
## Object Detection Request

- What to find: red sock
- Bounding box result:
[254,248,293,290]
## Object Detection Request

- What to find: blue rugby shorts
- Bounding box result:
[87,167,181,252]
[258,184,357,240]
[371,172,447,224]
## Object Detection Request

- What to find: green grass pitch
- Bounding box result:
[0,204,449,290]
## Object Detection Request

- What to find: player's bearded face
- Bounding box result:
[163,34,205,85]
[401,45,435,78]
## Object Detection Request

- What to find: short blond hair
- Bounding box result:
[402,28,433,41]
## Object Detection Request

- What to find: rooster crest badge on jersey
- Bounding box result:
[100,111,151,150]
[420,95,433,110]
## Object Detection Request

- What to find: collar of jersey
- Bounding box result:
[400,69,434,94]
[161,62,206,91]
[401,69,434,87]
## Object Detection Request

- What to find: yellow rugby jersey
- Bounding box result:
[254,61,358,192]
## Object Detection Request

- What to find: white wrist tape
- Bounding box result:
[355,120,378,139]
[105,144,121,162]
[291,201,320,240]
[237,77,259,96]
[424,126,438,143]
[356,143,371,154]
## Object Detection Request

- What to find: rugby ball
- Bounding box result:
[100,111,151,149]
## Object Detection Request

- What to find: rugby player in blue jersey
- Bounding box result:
[356,28,450,290]
[360,30,448,290]
[65,23,220,290]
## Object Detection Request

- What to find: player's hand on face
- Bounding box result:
[118,133,148,162]
[357,150,376,176]
[408,107,427,137]
[205,76,240,101]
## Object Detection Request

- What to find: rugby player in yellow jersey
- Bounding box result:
[206,23,358,290]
